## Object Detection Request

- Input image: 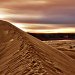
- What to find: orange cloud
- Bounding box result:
[0,0,75,33]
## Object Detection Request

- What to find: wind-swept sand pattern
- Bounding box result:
[0,20,75,75]
[44,40,75,59]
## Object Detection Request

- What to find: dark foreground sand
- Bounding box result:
[0,20,75,75]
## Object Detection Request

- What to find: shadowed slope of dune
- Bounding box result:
[0,20,75,75]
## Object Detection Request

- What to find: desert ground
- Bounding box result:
[43,40,75,59]
[0,20,75,75]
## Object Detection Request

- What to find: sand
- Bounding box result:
[43,40,75,59]
[0,20,75,75]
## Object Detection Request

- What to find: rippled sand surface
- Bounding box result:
[43,40,75,59]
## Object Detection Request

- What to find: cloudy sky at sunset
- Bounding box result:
[0,0,75,33]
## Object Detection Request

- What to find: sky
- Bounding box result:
[0,0,75,33]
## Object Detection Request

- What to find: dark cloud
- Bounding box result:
[0,0,75,24]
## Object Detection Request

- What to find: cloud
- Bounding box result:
[0,0,75,24]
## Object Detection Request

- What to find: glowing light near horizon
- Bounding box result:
[53,28,75,33]
[12,23,55,27]
[0,12,6,19]
[11,23,75,33]
[20,28,75,33]
[0,14,5,19]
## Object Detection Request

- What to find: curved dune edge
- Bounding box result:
[0,20,75,75]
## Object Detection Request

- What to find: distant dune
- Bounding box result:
[44,40,75,59]
[0,20,75,75]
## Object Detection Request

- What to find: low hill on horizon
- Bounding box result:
[29,33,75,40]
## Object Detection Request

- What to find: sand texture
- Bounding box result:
[0,20,75,75]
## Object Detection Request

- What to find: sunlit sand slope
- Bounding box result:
[0,20,75,75]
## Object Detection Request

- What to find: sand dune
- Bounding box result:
[0,20,75,75]
[44,40,75,59]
